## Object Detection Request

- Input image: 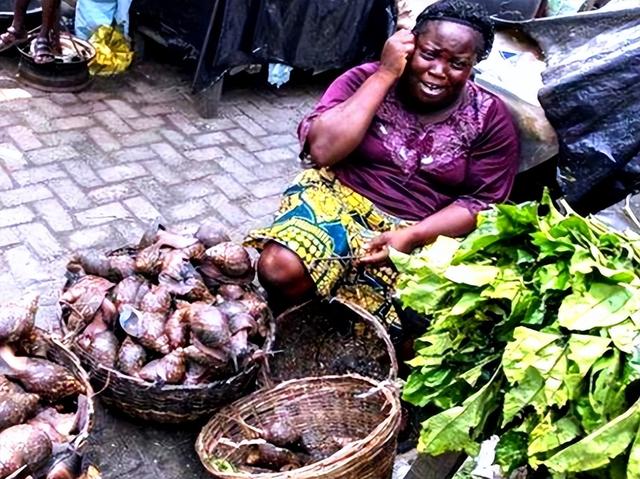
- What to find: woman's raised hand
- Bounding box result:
[379,29,416,80]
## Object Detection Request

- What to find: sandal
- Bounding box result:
[0,26,28,52]
[33,36,56,64]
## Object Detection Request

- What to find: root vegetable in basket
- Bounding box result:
[0,424,52,477]
[0,292,39,344]
[0,346,83,402]
[138,348,186,384]
[116,337,147,376]
[244,443,309,471]
[0,381,40,430]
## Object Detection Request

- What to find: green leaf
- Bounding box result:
[502,367,546,426]
[444,264,500,286]
[449,292,485,316]
[557,282,632,330]
[528,415,581,457]
[566,334,611,377]
[418,371,502,456]
[495,430,529,474]
[607,319,640,354]
[534,263,570,292]
[628,424,640,479]
[502,327,563,384]
[543,400,640,473]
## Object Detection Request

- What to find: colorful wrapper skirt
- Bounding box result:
[245,168,409,335]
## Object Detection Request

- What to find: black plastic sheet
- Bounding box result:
[131,0,395,92]
[520,7,640,213]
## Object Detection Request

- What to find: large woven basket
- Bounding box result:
[7,334,95,479]
[68,313,275,424]
[196,375,401,479]
[261,298,398,387]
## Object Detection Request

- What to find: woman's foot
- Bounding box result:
[0,26,27,52]
[33,36,56,64]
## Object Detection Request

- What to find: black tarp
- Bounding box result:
[131,0,395,92]
[518,7,640,213]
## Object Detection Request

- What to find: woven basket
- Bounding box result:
[68,311,275,424]
[196,375,401,479]
[261,298,398,387]
[6,334,95,479]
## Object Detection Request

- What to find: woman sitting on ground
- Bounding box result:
[247,0,520,336]
[0,0,61,63]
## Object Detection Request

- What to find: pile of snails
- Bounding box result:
[0,294,90,479]
[61,221,271,386]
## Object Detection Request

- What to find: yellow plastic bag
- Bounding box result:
[88,25,133,76]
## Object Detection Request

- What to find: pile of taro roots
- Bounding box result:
[219,416,353,474]
[0,294,90,479]
[60,222,271,386]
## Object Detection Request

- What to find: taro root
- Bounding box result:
[0,424,53,478]
[0,388,40,430]
[194,222,230,248]
[262,418,301,448]
[0,346,83,402]
[77,330,119,368]
[138,348,186,384]
[0,293,39,345]
[244,443,307,471]
[116,337,147,376]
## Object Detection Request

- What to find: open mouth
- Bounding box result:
[419,81,446,96]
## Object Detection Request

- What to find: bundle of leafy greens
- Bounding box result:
[391,192,640,477]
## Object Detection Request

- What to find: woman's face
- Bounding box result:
[404,20,481,110]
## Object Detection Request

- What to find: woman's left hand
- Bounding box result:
[357,228,416,266]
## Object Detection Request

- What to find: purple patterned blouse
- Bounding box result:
[298,62,520,221]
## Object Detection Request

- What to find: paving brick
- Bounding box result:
[255,147,295,164]
[113,146,156,162]
[0,98,31,112]
[88,183,136,204]
[5,245,50,283]
[33,199,74,232]
[68,225,119,250]
[94,110,133,134]
[0,112,21,128]
[111,220,146,245]
[98,163,148,182]
[201,118,236,131]
[124,196,163,224]
[32,98,65,117]
[253,162,297,181]
[168,180,216,201]
[193,131,232,147]
[119,131,162,147]
[0,142,27,170]
[0,227,20,247]
[209,174,248,200]
[88,127,121,153]
[105,99,140,119]
[13,165,67,186]
[222,146,259,168]
[17,222,64,260]
[150,142,184,166]
[215,157,258,183]
[141,159,184,185]
[7,125,43,151]
[141,104,176,116]
[51,116,95,131]
[50,93,79,105]
[39,131,88,148]
[184,146,225,162]
[62,160,103,188]
[166,113,199,135]
[165,198,210,222]
[0,184,52,207]
[180,161,221,181]
[247,178,288,199]
[0,205,35,227]
[160,130,194,150]
[207,197,250,227]
[0,170,12,190]
[76,202,132,226]
[27,145,80,165]
[48,178,93,210]
[227,128,264,152]
[126,116,165,131]
[65,102,110,116]
[233,115,268,137]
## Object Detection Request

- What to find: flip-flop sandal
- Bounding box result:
[33,37,56,64]
[0,26,28,52]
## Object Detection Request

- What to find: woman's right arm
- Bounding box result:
[307,30,416,168]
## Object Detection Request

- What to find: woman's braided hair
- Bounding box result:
[413,0,495,61]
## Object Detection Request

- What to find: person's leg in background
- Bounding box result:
[34,0,61,63]
[0,0,31,50]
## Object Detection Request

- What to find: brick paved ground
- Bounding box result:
[0,54,326,330]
